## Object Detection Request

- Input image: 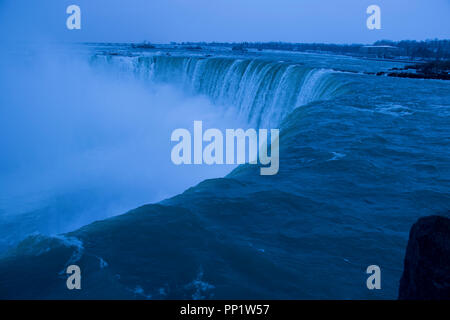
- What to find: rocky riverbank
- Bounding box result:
[379,61,450,80]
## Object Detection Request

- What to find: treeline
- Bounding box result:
[177,40,450,60]
[373,40,450,60]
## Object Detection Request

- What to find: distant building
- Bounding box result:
[359,45,405,57]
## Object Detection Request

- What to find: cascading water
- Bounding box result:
[3,45,450,300]
[91,54,351,128]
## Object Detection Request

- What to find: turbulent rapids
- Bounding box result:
[91,54,351,127]
[1,46,449,299]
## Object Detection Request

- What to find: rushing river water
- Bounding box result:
[0,45,449,299]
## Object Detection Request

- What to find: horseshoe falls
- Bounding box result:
[91,54,352,128]
[0,46,449,299]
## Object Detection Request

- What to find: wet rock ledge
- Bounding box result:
[399,215,450,300]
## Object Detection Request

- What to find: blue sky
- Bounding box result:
[1,0,449,43]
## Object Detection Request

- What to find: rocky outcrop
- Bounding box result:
[386,61,450,80]
[399,215,450,300]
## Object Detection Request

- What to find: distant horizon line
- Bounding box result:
[76,39,450,45]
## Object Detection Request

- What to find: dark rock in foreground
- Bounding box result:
[399,215,450,300]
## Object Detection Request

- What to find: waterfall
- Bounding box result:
[91,54,350,127]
